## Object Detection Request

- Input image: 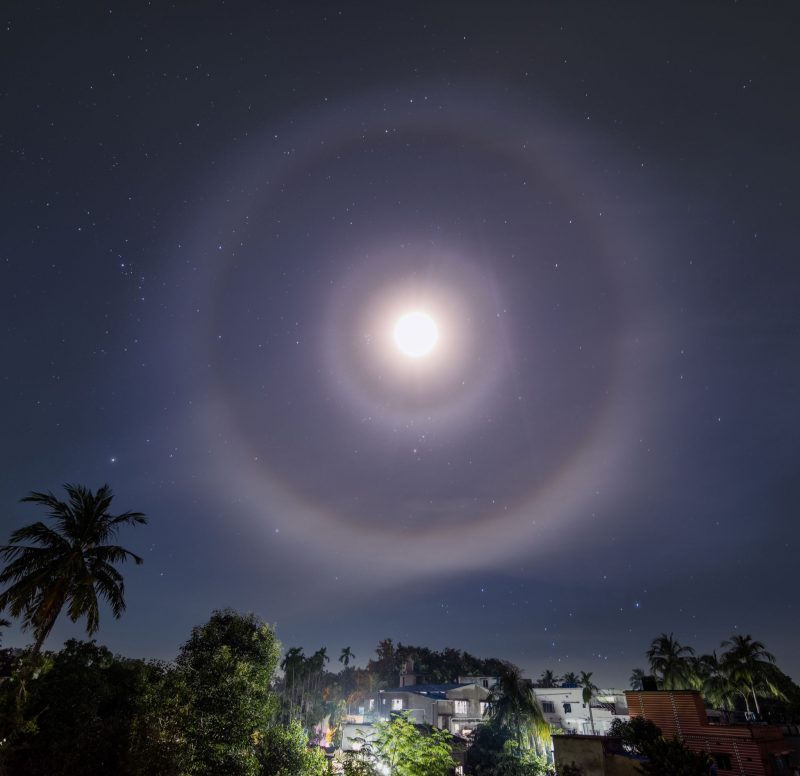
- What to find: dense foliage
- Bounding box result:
[607,717,711,776]
[175,609,281,775]
[1,640,149,776]
[257,720,330,776]
[367,638,508,686]
[0,610,288,776]
[465,721,552,775]
[345,712,455,776]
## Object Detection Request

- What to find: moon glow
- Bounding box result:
[393,311,439,358]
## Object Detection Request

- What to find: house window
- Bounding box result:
[542,701,556,714]
[391,698,403,711]
[454,700,468,714]
[712,753,732,770]
[480,702,487,716]
[563,703,572,713]
[482,680,489,688]
[368,699,375,711]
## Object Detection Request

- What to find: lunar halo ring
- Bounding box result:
[189,89,641,573]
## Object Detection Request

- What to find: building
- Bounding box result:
[534,686,630,736]
[625,690,795,775]
[363,682,492,735]
[553,735,644,776]
[356,678,631,738]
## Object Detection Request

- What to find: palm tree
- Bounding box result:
[721,634,782,715]
[281,647,306,720]
[579,671,599,735]
[0,484,147,654]
[646,633,696,690]
[696,652,736,711]
[629,668,646,691]
[562,671,579,685]
[487,664,549,751]
[538,669,560,688]
[340,646,355,668]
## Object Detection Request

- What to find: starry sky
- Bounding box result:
[2,2,799,687]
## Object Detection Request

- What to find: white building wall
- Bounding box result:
[533,687,629,735]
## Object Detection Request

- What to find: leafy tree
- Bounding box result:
[0,484,147,654]
[465,721,550,775]
[342,750,379,776]
[646,633,696,690]
[257,720,329,776]
[370,638,397,687]
[486,664,549,752]
[176,609,281,776]
[0,640,149,776]
[720,634,783,715]
[578,671,599,735]
[637,736,711,776]
[359,712,454,776]
[608,717,710,776]
[127,659,188,775]
[465,721,509,774]
[561,672,579,685]
[608,716,662,752]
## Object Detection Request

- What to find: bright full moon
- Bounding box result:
[393,311,439,358]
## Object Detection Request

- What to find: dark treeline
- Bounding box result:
[0,610,330,776]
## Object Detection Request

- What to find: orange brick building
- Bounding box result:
[624,691,793,776]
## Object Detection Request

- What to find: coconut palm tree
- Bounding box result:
[0,484,147,654]
[340,646,355,668]
[696,652,737,711]
[646,633,697,690]
[629,668,646,691]
[562,671,579,685]
[721,634,782,715]
[487,664,549,751]
[538,669,560,688]
[579,671,600,735]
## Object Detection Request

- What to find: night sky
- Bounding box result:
[2,2,799,687]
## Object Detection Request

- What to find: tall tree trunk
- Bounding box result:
[589,704,596,735]
[751,685,760,715]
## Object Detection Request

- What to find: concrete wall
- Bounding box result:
[554,735,606,774]
[553,736,642,776]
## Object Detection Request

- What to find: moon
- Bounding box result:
[393,311,439,358]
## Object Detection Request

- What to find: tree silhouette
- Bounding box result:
[646,633,696,690]
[0,484,147,654]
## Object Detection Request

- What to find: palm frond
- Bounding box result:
[0,484,146,650]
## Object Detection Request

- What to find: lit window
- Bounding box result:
[369,699,375,710]
[391,698,403,711]
[454,700,468,714]
[480,702,487,715]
